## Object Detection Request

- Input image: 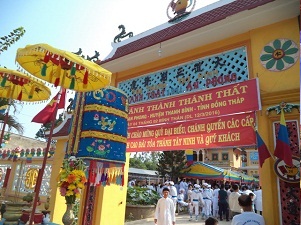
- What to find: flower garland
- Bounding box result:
[57,156,87,204]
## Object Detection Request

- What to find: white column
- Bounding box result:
[201,149,205,163]
[195,150,200,161]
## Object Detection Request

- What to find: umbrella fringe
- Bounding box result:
[29,86,35,99]
[54,78,60,87]
[83,70,88,85]
[1,76,7,87]
[70,77,75,89]
[17,90,22,101]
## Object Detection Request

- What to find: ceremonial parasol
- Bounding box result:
[15,43,111,92]
[0,67,51,101]
[16,43,112,225]
[0,67,51,143]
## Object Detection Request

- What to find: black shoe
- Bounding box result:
[226,219,230,221]
[220,219,223,221]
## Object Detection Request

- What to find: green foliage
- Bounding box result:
[156,151,187,182]
[0,27,26,54]
[129,152,159,170]
[126,186,160,205]
[0,98,24,135]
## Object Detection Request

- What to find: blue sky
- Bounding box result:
[0,0,218,139]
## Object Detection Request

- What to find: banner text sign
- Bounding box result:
[128,79,260,127]
[127,112,256,152]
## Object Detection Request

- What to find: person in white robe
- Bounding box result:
[169,181,178,212]
[177,188,188,211]
[189,184,205,221]
[212,184,220,218]
[154,187,176,225]
[254,186,263,215]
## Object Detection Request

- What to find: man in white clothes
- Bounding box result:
[187,184,194,219]
[179,178,188,199]
[169,181,178,212]
[189,184,205,221]
[212,184,220,218]
[155,187,176,225]
[229,184,242,219]
[254,186,263,215]
[202,183,213,219]
[231,195,265,225]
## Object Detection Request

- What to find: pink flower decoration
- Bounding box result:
[60,187,67,196]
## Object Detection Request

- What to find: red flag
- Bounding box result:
[274,109,293,166]
[255,131,271,167]
[31,89,66,124]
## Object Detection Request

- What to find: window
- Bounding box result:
[222,153,228,160]
[212,153,218,161]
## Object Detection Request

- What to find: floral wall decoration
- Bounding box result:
[260,39,299,72]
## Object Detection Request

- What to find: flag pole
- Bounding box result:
[28,88,62,225]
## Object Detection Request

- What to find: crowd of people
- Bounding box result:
[152,178,265,225]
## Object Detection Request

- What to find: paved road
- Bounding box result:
[125,213,231,225]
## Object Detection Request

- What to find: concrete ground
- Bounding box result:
[125,213,231,225]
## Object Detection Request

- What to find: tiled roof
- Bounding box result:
[100,0,274,64]
[45,114,72,138]
[51,118,71,138]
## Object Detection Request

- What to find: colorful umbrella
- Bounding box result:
[0,67,51,101]
[15,43,111,92]
[0,67,51,148]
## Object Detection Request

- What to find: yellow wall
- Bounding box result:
[51,140,69,224]
[249,17,299,225]
[89,153,130,225]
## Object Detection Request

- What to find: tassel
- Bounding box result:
[112,173,116,184]
[41,64,47,76]
[1,76,7,87]
[17,90,22,101]
[43,51,50,63]
[83,70,88,85]
[69,76,75,89]
[29,86,35,99]
[71,66,76,75]
[54,78,60,87]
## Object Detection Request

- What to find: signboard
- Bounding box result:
[128,79,261,127]
[127,112,256,152]
[118,47,249,104]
